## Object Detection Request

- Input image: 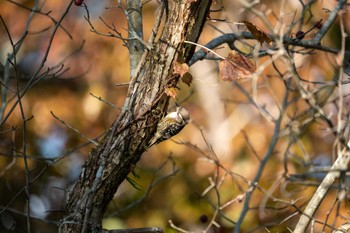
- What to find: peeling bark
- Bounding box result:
[59,1,212,232]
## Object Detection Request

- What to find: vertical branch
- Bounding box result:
[233,78,289,233]
[17,87,31,233]
[126,0,144,78]
[0,2,38,231]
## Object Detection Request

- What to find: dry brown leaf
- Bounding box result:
[173,62,189,77]
[241,20,272,45]
[219,51,256,81]
[181,72,193,86]
[164,87,177,98]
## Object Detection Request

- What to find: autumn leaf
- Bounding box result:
[164,87,177,98]
[241,20,272,45]
[219,51,256,81]
[173,62,189,77]
[181,72,193,86]
[173,62,193,86]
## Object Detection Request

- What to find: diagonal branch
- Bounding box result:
[293,10,349,233]
[59,1,212,232]
[233,78,289,233]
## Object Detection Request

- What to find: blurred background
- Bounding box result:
[0,0,349,232]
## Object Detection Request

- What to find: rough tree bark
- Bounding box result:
[59,1,212,232]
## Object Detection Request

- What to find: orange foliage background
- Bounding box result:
[0,0,349,232]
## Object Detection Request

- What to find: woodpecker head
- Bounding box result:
[176,107,190,124]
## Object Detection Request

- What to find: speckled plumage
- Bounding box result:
[148,107,190,148]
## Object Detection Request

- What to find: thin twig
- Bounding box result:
[89,93,122,110]
[6,0,72,38]
[234,75,289,233]
[293,11,349,233]
[51,111,98,146]
[0,1,74,127]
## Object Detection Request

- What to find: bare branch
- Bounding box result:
[294,10,349,233]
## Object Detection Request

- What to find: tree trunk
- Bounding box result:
[59,1,212,232]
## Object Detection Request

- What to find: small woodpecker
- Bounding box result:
[148,107,190,148]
